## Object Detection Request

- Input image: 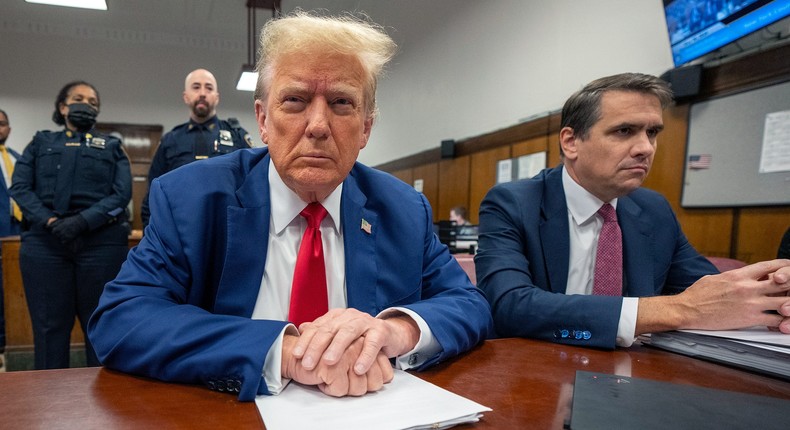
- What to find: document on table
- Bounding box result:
[643,326,790,380]
[255,369,491,430]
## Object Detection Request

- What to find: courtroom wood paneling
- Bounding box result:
[468,146,511,224]
[736,207,790,263]
[511,135,549,159]
[390,168,413,188]
[438,156,471,222]
[412,163,439,222]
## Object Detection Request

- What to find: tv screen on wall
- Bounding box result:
[664,0,790,67]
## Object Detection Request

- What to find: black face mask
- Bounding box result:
[66,103,98,132]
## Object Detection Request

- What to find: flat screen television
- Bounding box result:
[664,0,790,67]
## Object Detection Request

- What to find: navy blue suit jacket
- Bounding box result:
[88,148,492,401]
[0,146,21,237]
[475,166,717,349]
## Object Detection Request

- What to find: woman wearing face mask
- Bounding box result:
[9,81,131,369]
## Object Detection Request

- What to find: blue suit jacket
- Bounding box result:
[0,146,21,237]
[88,148,492,401]
[475,166,717,349]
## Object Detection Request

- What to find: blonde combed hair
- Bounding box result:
[255,10,397,119]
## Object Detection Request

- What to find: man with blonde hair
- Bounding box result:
[89,11,492,402]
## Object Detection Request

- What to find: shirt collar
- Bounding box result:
[561,166,617,226]
[268,158,343,235]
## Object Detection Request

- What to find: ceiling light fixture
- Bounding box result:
[25,0,108,10]
[236,0,281,92]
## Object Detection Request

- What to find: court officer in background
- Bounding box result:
[89,11,492,402]
[476,73,790,350]
[141,68,253,226]
[10,81,132,369]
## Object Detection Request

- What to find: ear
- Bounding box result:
[59,102,69,118]
[254,99,268,144]
[182,91,189,106]
[359,115,374,150]
[559,127,580,160]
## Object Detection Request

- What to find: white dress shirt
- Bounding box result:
[253,160,440,393]
[562,168,638,347]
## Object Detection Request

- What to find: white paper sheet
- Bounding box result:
[680,326,790,348]
[255,369,491,430]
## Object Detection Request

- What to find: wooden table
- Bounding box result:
[1,338,788,429]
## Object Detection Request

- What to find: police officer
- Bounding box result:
[9,81,132,369]
[141,68,252,226]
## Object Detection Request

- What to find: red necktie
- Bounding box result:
[592,203,623,296]
[288,203,329,326]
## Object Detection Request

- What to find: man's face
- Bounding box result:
[0,112,9,145]
[561,90,664,202]
[183,70,219,122]
[255,51,372,201]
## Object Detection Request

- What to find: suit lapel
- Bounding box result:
[341,170,378,312]
[213,153,271,317]
[617,196,655,297]
[540,168,571,293]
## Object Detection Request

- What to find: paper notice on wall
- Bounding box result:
[759,110,790,173]
[516,152,546,179]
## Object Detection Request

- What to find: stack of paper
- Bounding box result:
[256,369,491,430]
[643,327,790,380]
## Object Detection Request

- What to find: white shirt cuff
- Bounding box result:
[262,324,298,395]
[616,297,639,347]
[378,307,441,369]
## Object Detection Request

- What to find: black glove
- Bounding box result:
[49,215,89,243]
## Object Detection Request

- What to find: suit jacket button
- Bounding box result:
[207,380,217,390]
[573,330,583,340]
[582,331,592,340]
[217,380,226,392]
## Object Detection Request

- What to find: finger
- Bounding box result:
[300,325,338,370]
[779,318,790,334]
[378,352,394,384]
[772,264,790,284]
[365,359,384,392]
[347,367,368,396]
[291,323,318,360]
[354,327,388,375]
[322,323,366,366]
[735,259,790,281]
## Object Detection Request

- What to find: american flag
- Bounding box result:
[688,154,712,169]
[360,218,372,234]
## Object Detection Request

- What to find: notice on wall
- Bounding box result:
[516,151,546,179]
[759,110,790,174]
[496,159,513,184]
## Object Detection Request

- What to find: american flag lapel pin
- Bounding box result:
[360,218,372,234]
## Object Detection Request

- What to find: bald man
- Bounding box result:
[142,69,253,226]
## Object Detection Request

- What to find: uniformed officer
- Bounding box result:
[141,68,252,226]
[9,81,132,369]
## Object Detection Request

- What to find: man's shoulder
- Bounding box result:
[219,118,253,147]
[161,122,191,140]
[158,147,265,184]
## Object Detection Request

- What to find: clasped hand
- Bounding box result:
[680,259,790,333]
[281,308,420,397]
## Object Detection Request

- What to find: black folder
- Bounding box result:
[568,371,789,430]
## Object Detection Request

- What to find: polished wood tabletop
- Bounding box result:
[1,338,788,429]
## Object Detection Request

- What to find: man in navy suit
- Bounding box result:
[476,73,790,349]
[88,12,492,401]
[0,108,21,369]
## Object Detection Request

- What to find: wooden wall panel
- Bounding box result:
[438,156,471,222]
[390,168,413,187]
[736,207,790,263]
[511,135,549,159]
[468,146,511,224]
[412,163,439,222]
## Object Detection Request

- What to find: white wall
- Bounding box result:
[0,1,673,166]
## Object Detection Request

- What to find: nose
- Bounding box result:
[305,101,330,139]
[632,132,656,158]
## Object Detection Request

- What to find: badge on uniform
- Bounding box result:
[219,130,233,146]
[88,137,106,149]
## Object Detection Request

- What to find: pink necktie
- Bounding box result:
[288,203,329,327]
[593,203,623,296]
